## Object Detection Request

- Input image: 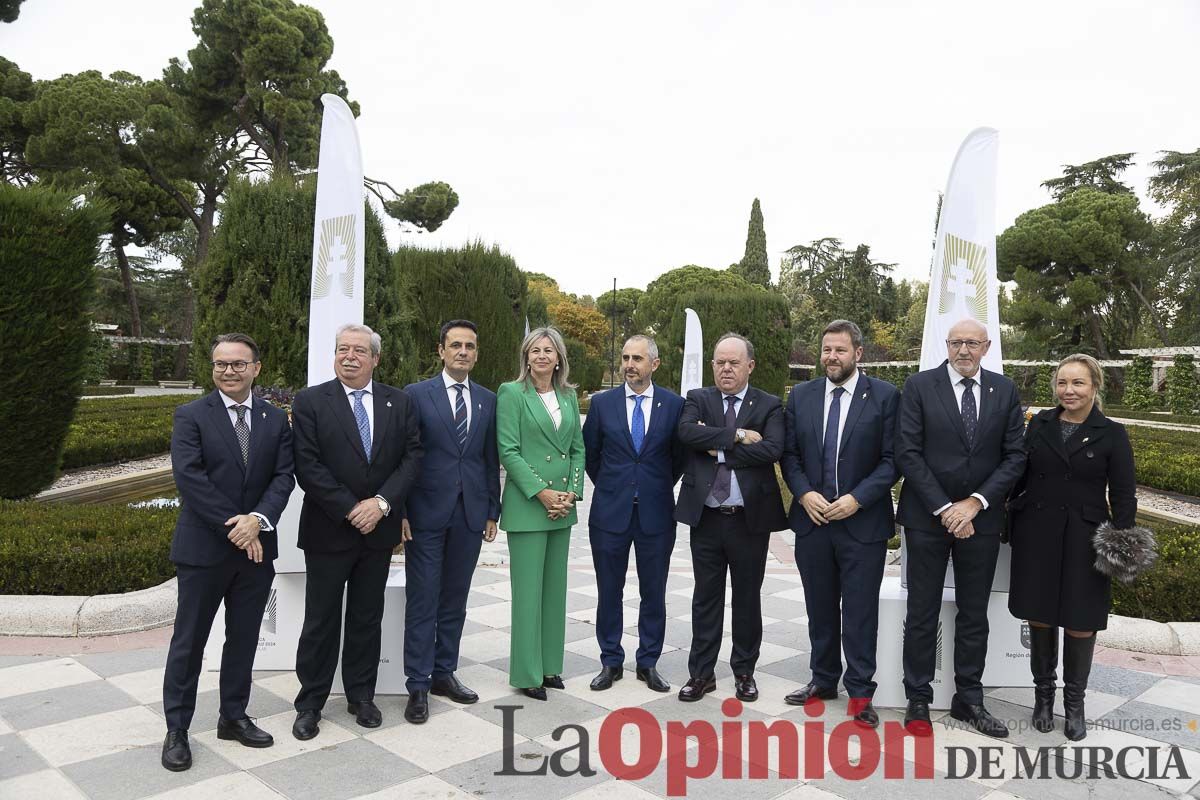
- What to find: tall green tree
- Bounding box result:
[0,57,34,184]
[732,198,770,287]
[595,287,644,345]
[1149,148,1200,344]
[635,265,758,337]
[0,0,25,23]
[0,183,108,497]
[997,186,1156,359]
[1042,153,1135,200]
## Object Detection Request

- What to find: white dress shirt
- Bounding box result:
[707,385,748,508]
[442,370,472,432]
[822,369,861,496]
[625,382,654,438]
[341,379,375,434]
[538,389,562,430]
[933,363,989,515]
[218,391,271,531]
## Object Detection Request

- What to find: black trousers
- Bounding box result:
[687,507,770,679]
[294,545,392,710]
[794,520,887,698]
[162,552,274,731]
[902,526,1000,704]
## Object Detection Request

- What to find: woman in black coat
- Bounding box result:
[1008,354,1137,742]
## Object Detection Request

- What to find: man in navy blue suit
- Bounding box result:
[400,320,500,723]
[161,333,295,772]
[582,335,684,693]
[780,320,898,729]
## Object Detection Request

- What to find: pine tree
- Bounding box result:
[734,198,771,287]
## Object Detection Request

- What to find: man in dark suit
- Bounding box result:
[400,320,500,724]
[161,333,295,772]
[582,335,685,693]
[291,324,422,739]
[675,333,788,702]
[896,318,1026,738]
[780,320,899,728]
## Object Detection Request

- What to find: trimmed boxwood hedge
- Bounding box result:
[61,395,196,470]
[1112,523,1200,623]
[1126,425,1200,497]
[0,500,178,595]
[80,386,136,397]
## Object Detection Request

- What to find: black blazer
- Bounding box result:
[1009,405,1137,532]
[895,361,1026,535]
[291,378,423,552]
[401,375,500,532]
[169,391,295,566]
[674,385,788,534]
[781,374,900,543]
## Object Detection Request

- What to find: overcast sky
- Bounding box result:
[4,0,1198,298]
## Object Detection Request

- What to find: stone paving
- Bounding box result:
[3,485,1200,799]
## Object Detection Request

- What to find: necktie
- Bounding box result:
[352,389,372,461]
[631,395,645,453]
[233,404,250,466]
[961,378,978,447]
[821,387,845,500]
[453,383,468,447]
[711,395,738,504]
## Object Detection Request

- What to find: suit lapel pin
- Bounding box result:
[861,392,867,399]
[656,402,661,408]
[989,387,994,393]
[386,401,393,407]
[1083,437,1089,443]
[261,411,267,419]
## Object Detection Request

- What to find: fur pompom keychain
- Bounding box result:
[1093,522,1157,584]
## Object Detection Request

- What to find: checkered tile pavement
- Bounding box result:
[3,481,1200,799]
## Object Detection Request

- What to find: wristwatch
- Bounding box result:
[375,495,391,516]
[735,429,747,444]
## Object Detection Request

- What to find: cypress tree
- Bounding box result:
[0,183,107,497]
[659,289,791,397]
[734,198,771,287]
[1123,356,1158,410]
[193,177,409,388]
[1166,355,1198,414]
[394,241,528,390]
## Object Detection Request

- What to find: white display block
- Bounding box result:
[873,576,1057,710]
[273,486,306,574]
[203,565,408,694]
[202,572,307,672]
[898,527,1011,592]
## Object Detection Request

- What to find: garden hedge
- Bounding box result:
[0,184,108,498]
[1126,425,1200,497]
[61,395,195,470]
[1112,523,1200,623]
[0,500,178,595]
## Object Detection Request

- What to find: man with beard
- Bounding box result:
[779,320,898,728]
[582,335,685,693]
[896,317,1025,738]
[291,324,422,739]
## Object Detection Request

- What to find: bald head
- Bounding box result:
[945,318,991,378]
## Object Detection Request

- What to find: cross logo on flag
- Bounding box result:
[937,232,989,323]
[312,214,358,300]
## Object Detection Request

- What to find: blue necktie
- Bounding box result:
[961,378,978,447]
[352,389,372,462]
[631,395,645,453]
[821,387,845,501]
[453,383,468,447]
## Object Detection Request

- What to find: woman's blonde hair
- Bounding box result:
[1054,353,1104,410]
[515,326,574,389]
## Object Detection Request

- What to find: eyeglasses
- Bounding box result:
[212,360,254,373]
[946,339,986,351]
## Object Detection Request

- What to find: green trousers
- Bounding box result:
[507,527,571,688]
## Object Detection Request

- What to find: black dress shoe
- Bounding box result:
[161,730,191,772]
[542,675,565,690]
[590,665,623,691]
[292,709,321,740]
[904,700,932,737]
[949,696,1009,738]
[734,674,758,702]
[849,700,879,729]
[216,716,274,748]
[636,666,670,693]
[347,699,383,728]
[404,690,429,724]
[784,683,838,706]
[678,676,716,702]
[522,686,548,701]
[431,673,479,704]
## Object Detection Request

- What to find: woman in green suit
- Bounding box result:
[497,326,586,699]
